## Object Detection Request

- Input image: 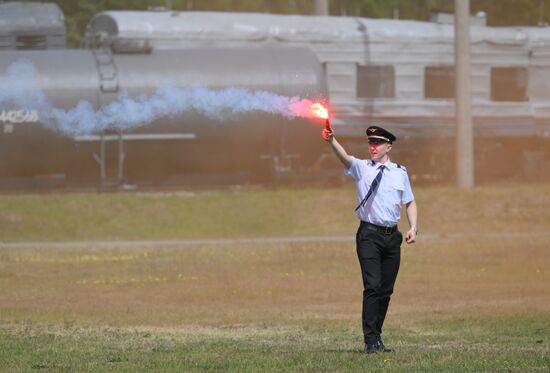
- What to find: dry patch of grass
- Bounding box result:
[414,184,550,234]
[1,235,549,327]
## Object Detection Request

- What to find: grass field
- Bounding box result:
[1,185,549,371]
[1,184,549,242]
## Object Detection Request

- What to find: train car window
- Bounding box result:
[0,35,13,50]
[491,67,528,102]
[16,35,47,50]
[357,65,395,98]
[425,66,455,99]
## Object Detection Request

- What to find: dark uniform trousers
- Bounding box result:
[356,221,403,344]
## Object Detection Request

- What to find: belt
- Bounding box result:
[361,221,398,235]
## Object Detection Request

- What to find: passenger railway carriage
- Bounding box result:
[85,10,550,182]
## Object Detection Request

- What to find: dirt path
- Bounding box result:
[1,231,549,250]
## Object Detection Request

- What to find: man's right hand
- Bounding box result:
[322,128,333,141]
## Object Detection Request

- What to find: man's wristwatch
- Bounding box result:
[409,227,418,234]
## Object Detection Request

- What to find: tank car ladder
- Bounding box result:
[93,131,125,192]
[92,47,125,192]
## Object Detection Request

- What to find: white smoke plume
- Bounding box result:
[0,59,324,137]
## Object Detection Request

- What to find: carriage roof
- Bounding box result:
[87,10,550,47]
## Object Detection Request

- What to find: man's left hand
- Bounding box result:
[405,230,416,244]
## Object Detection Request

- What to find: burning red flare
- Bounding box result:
[288,100,331,131]
[310,102,331,132]
[310,103,329,120]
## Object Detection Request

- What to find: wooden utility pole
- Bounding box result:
[454,0,474,187]
[315,0,329,15]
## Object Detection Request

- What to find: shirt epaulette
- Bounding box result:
[396,163,407,172]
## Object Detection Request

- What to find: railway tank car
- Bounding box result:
[84,10,550,182]
[0,46,327,190]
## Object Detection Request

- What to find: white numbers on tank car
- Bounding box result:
[0,110,39,134]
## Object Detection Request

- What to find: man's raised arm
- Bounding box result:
[323,128,353,169]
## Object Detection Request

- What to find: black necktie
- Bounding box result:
[355,165,385,212]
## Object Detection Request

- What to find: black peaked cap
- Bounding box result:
[366,126,396,144]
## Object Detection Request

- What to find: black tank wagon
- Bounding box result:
[0,46,327,190]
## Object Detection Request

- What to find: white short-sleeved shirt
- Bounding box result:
[345,156,414,226]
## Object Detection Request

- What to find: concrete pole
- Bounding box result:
[454,0,474,187]
[315,0,329,15]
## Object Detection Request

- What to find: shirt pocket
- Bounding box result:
[388,178,404,206]
[389,178,404,191]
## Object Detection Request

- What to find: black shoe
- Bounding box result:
[363,341,382,354]
[377,339,394,353]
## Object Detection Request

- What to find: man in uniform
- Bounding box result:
[322,124,418,354]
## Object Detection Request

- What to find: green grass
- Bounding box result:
[0,188,355,242]
[1,184,549,242]
[1,316,549,372]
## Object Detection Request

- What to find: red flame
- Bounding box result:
[310,103,329,120]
